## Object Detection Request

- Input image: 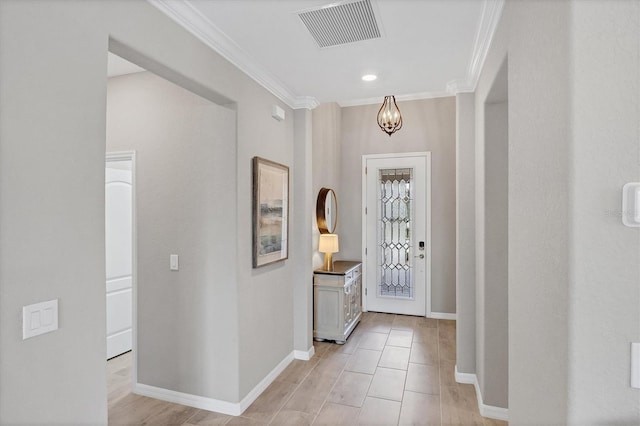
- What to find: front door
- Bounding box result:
[363,153,430,316]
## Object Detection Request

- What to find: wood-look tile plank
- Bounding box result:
[379,346,410,370]
[108,394,169,425]
[415,317,438,329]
[409,341,439,366]
[358,332,389,351]
[359,312,394,334]
[276,358,320,386]
[140,402,198,426]
[183,409,233,425]
[241,379,298,423]
[268,410,314,425]
[367,367,406,401]
[357,396,401,425]
[412,327,438,345]
[405,363,440,395]
[439,359,457,387]
[344,348,382,375]
[439,336,456,361]
[312,341,334,358]
[328,330,363,355]
[387,329,414,348]
[441,385,484,426]
[438,320,456,341]
[281,368,340,415]
[312,402,360,425]
[483,418,509,426]
[326,371,373,408]
[314,352,350,378]
[392,315,418,331]
[398,391,441,426]
[360,322,393,334]
[225,416,267,426]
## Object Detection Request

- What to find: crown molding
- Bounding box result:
[149,0,503,108]
[148,0,319,110]
[446,78,474,94]
[292,96,321,110]
[465,0,505,92]
[338,90,453,108]
[342,0,504,104]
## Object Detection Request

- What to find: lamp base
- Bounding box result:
[323,253,334,272]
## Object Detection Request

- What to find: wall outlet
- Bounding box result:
[23,299,58,340]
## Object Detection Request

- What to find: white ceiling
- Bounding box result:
[150,0,503,108]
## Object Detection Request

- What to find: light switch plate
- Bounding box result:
[622,183,640,227]
[23,299,58,340]
[170,254,179,271]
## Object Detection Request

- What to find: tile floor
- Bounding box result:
[108,312,508,425]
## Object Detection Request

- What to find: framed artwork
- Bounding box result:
[252,157,289,268]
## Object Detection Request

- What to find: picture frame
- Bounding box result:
[252,156,289,268]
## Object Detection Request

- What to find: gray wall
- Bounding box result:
[503,1,572,422]
[469,0,640,423]
[455,93,476,375]
[0,1,110,422]
[482,97,508,408]
[340,98,457,314]
[106,71,238,400]
[312,103,342,270]
[475,0,571,419]
[567,1,639,422]
[0,0,311,421]
[293,109,314,354]
[475,57,510,413]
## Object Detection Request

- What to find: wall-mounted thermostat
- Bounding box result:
[622,183,640,227]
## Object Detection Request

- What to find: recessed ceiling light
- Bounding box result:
[362,74,377,82]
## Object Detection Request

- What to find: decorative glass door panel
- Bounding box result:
[379,168,414,299]
[364,154,429,316]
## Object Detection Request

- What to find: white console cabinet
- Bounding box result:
[313,261,362,344]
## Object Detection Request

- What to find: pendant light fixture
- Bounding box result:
[376,95,403,136]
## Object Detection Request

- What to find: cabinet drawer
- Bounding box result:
[314,274,345,287]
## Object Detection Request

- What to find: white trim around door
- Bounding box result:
[361,152,432,318]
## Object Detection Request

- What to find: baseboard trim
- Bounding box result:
[238,351,294,413]
[134,383,242,416]
[454,365,509,421]
[293,345,315,361]
[454,366,476,384]
[430,312,457,320]
[134,351,295,416]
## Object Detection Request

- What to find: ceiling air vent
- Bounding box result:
[298,0,381,48]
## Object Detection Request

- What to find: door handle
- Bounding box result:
[414,254,424,259]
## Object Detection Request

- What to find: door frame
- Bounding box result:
[106,150,137,387]
[361,152,432,317]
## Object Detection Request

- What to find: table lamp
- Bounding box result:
[319,234,339,272]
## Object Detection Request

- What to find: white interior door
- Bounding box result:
[363,153,430,316]
[106,159,133,359]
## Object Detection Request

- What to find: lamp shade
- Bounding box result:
[318,234,339,253]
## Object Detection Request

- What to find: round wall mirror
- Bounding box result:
[316,188,338,234]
